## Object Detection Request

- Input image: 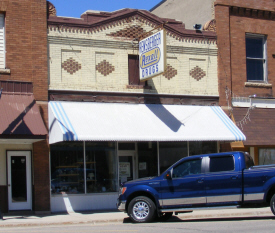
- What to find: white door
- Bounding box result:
[7,151,32,210]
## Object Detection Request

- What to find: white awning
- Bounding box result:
[48,101,246,144]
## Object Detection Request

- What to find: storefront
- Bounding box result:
[49,101,245,212]
[0,92,48,213]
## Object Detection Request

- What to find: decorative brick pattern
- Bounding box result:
[107,25,148,39]
[96,60,115,76]
[190,66,206,81]
[203,19,216,32]
[164,64,177,80]
[62,57,82,75]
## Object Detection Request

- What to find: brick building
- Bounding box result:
[47,3,244,212]
[215,0,275,164]
[0,0,49,213]
[152,0,275,165]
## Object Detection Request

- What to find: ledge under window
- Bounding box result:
[126,85,152,89]
[0,68,11,74]
[245,82,272,88]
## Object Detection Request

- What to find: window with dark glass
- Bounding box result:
[159,142,188,174]
[172,159,202,178]
[50,142,118,195]
[51,142,84,194]
[128,54,147,86]
[209,156,234,173]
[137,142,158,178]
[189,141,217,156]
[246,34,266,82]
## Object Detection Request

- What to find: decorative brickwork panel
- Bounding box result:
[107,25,148,39]
[190,66,206,81]
[164,64,177,80]
[62,57,82,75]
[96,60,115,76]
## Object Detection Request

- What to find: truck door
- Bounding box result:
[204,155,242,205]
[159,158,206,208]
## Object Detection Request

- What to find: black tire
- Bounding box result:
[128,196,156,223]
[156,212,173,222]
[270,193,275,215]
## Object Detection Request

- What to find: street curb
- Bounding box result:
[0,210,273,228]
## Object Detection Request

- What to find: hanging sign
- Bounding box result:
[139,29,166,81]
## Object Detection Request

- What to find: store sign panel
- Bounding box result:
[139,30,166,81]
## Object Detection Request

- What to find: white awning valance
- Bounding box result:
[48,101,245,144]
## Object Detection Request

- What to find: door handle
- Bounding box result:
[8,184,11,187]
[197,178,204,183]
[231,176,238,180]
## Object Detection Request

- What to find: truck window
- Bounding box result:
[172,159,201,178]
[209,156,234,172]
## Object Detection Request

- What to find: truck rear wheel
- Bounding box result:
[128,196,156,223]
[270,193,275,215]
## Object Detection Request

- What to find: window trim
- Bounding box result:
[245,33,267,83]
[0,13,5,69]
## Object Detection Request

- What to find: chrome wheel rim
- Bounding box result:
[133,201,149,220]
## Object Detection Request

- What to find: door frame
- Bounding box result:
[118,151,137,183]
[7,151,32,211]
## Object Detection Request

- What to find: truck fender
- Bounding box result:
[263,177,275,201]
[126,184,161,208]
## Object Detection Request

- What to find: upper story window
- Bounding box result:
[128,54,147,87]
[0,14,5,69]
[246,34,267,82]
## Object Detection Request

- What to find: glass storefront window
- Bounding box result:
[189,141,217,156]
[85,142,117,193]
[259,149,275,165]
[51,141,118,195]
[159,142,188,174]
[51,142,84,194]
[137,142,158,178]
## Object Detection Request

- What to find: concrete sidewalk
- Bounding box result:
[0,207,273,227]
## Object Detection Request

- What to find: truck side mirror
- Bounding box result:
[165,170,172,180]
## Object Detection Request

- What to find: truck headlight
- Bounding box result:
[119,187,127,195]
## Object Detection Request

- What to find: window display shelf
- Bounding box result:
[57,174,79,177]
[77,162,96,164]
[59,182,79,185]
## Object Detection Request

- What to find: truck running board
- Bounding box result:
[160,205,241,214]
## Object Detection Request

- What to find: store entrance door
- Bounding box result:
[118,152,136,184]
[7,151,32,211]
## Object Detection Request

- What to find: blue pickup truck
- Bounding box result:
[117,151,275,223]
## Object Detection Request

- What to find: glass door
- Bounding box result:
[118,152,135,184]
[7,151,32,210]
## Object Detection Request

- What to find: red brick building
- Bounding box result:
[215,0,275,164]
[0,0,49,213]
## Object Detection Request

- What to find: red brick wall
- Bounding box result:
[33,140,50,212]
[1,0,48,101]
[215,0,275,106]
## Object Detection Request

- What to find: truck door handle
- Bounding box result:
[231,176,238,180]
[197,178,204,183]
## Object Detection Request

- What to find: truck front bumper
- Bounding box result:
[117,199,126,212]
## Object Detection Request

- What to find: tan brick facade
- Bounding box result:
[48,16,218,97]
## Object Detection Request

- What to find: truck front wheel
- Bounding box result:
[128,196,156,223]
[270,193,275,215]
